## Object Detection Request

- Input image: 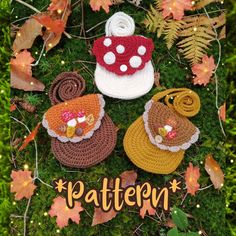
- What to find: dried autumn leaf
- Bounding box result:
[140,200,156,219]
[92,170,137,226]
[48,0,68,13]
[12,18,43,53]
[165,218,176,228]
[192,55,216,86]
[19,123,41,151]
[161,0,192,20]
[34,15,65,34]
[10,104,17,112]
[219,103,226,122]
[10,170,36,200]
[219,26,226,40]
[185,163,200,196]
[90,0,112,13]
[49,196,84,229]
[10,50,45,91]
[205,154,224,189]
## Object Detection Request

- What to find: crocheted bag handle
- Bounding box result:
[49,72,86,105]
[151,88,201,117]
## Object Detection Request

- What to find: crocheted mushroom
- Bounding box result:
[92,12,155,100]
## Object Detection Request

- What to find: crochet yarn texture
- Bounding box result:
[124,88,201,174]
[43,72,117,168]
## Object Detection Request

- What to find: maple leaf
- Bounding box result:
[219,103,226,122]
[49,196,84,229]
[162,0,192,20]
[10,104,17,112]
[19,123,41,151]
[10,170,36,200]
[34,15,65,34]
[90,0,112,13]
[10,50,34,77]
[48,0,68,13]
[92,170,137,226]
[205,154,224,189]
[10,50,45,91]
[185,163,200,196]
[140,200,156,219]
[12,18,43,54]
[192,55,216,86]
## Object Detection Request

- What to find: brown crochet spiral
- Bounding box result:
[51,114,117,168]
[49,72,86,105]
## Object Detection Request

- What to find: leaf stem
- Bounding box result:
[14,0,41,13]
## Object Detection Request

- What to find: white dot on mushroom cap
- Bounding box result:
[120,64,127,72]
[129,56,142,68]
[103,38,112,47]
[138,45,146,55]
[116,45,125,54]
[104,52,116,65]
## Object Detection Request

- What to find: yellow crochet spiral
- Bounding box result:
[152,88,201,117]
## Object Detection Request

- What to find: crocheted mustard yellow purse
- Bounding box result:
[123,88,201,174]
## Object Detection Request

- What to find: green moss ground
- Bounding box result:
[0,0,235,235]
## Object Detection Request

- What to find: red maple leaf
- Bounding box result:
[162,0,192,20]
[34,15,65,34]
[10,50,35,77]
[185,163,200,196]
[48,0,68,13]
[140,200,156,219]
[19,123,41,151]
[90,0,112,13]
[49,196,84,229]
[192,55,216,86]
[10,170,37,200]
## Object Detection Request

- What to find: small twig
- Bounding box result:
[86,20,107,33]
[15,0,40,13]
[180,192,188,205]
[74,60,96,65]
[126,0,148,12]
[72,0,82,8]
[10,214,26,218]
[198,184,213,191]
[23,197,32,236]
[70,33,104,40]
[133,223,144,235]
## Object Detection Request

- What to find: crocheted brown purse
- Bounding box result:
[42,72,117,168]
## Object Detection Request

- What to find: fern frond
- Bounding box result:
[194,0,219,10]
[178,16,215,65]
[164,20,185,49]
[143,5,166,38]
[154,0,163,11]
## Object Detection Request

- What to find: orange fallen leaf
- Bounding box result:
[49,196,84,229]
[192,55,216,86]
[19,123,41,151]
[34,15,65,34]
[185,163,200,196]
[140,200,156,219]
[10,50,45,91]
[90,0,112,13]
[12,18,43,54]
[219,103,226,122]
[205,154,224,189]
[162,0,192,20]
[10,104,17,112]
[48,0,68,13]
[92,170,137,226]
[10,170,36,200]
[164,218,176,228]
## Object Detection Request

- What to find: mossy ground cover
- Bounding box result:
[0,0,235,235]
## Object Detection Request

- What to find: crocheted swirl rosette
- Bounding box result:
[42,72,117,168]
[92,12,155,100]
[123,88,201,174]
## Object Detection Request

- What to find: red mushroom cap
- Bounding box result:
[93,36,154,76]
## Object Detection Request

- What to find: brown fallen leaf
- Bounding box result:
[219,103,226,122]
[164,218,176,228]
[92,170,137,226]
[10,50,45,91]
[18,101,36,113]
[139,200,156,219]
[12,18,43,54]
[205,154,224,189]
[19,123,41,151]
[154,71,161,87]
[219,26,226,40]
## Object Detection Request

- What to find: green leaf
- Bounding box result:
[167,227,179,236]
[172,206,188,231]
